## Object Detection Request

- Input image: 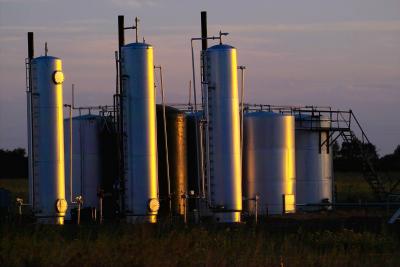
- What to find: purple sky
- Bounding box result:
[0,0,399,155]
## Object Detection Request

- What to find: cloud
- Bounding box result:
[0,36,23,42]
[0,25,88,34]
[110,0,161,7]
[0,0,50,2]
[227,21,400,33]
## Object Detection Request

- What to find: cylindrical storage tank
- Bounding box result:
[295,115,332,209]
[206,44,242,223]
[64,115,102,219]
[30,56,67,224]
[186,112,202,197]
[121,42,159,223]
[156,105,187,217]
[243,112,296,215]
[98,117,119,221]
[185,111,209,218]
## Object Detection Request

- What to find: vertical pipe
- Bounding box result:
[190,41,197,111]
[199,120,205,198]
[183,195,187,224]
[99,195,103,224]
[255,195,258,224]
[282,194,285,215]
[69,105,73,203]
[199,11,208,202]
[79,108,83,197]
[72,84,75,109]
[117,15,125,214]
[201,11,208,51]
[135,17,139,43]
[114,51,119,98]
[27,32,35,208]
[28,32,34,60]
[188,80,192,106]
[239,66,245,165]
[77,202,81,225]
[118,16,125,70]
[190,40,203,200]
[200,11,208,110]
[158,66,172,215]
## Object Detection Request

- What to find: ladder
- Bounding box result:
[244,104,398,201]
[389,207,400,224]
[203,52,216,206]
[30,63,41,211]
[340,129,387,200]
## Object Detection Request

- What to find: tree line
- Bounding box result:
[0,141,399,179]
[333,140,400,172]
[0,148,28,178]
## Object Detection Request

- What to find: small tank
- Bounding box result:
[295,115,333,209]
[243,111,296,215]
[64,115,102,219]
[156,105,188,217]
[98,116,119,221]
[186,112,202,197]
[185,111,207,218]
[64,114,118,222]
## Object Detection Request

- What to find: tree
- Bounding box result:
[394,145,400,156]
[332,141,340,160]
[0,148,28,179]
[379,145,400,171]
[334,138,379,171]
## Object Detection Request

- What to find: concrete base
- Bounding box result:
[213,211,241,223]
[126,214,157,223]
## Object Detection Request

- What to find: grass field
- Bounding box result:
[335,172,376,202]
[0,220,399,267]
[0,173,399,267]
[2,172,396,206]
[0,178,28,199]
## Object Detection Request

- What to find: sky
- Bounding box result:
[0,0,399,155]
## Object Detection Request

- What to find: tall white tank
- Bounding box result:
[121,43,159,223]
[205,44,242,223]
[243,112,296,215]
[30,56,67,224]
[295,115,333,209]
[64,115,102,218]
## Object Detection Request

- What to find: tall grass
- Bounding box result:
[0,223,399,267]
[1,174,399,266]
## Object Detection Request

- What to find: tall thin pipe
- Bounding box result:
[72,84,75,108]
[27,32,35,208]
[190,40,203,199]
[28,32,34,60]
[135,17,139,43]
[114,51,119,98]
[64,103,79,207]
[117,15,125,213]
[118,16,125,73]
[188,80,192,106]
[190,40,198,112]
[68,105,73,203]
[191,11,208,200]
[238,66,246,163]
[156,66,172,215]
[78,108,83,198]
[201,11,208,51]
[200,11,208,108]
